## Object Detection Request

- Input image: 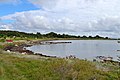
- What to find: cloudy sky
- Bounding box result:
[0,0,120,38]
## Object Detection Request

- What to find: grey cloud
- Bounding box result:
[0,0,20,3]
[28,0,120,10]
[1,0,120,38]
[91,16,120,32]
[28,0,97,11]
[1,11,78,33]
[1,10,120,38]
[0,0,11,2]
[28,0,58,9]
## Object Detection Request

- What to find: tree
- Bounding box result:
[95,35,100,38]
[36,32,42,38]
[45,32,58,38]
[89,36,93,39]
[82,35,87,38]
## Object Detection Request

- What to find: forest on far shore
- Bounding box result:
[0,30,110,40]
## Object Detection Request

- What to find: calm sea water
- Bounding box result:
[26,40,120,60]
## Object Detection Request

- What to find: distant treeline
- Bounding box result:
[0,30,110,39]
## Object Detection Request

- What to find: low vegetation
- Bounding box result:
[0,51,119,80]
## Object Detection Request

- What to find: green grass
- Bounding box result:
[0,52,119,80]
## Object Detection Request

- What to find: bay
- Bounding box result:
[26,40,120,61]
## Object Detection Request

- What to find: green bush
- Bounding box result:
[0,39,5,42]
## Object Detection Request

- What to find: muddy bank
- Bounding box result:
[3,40,71,58]
[4,44,33,55]
[4,43,57,58]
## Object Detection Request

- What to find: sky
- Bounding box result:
[0,0,120,38]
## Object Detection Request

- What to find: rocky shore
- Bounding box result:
[93,56,120,65]
[3,40,72,58]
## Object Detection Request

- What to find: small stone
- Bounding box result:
[7,50,10,52]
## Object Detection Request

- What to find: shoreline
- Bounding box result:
[3,39,120,64]
[3,40,72,58]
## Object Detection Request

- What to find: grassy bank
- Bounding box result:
[0,51,119,80]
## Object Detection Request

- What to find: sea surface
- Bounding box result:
[26,40,120,61]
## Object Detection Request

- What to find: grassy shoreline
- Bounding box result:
[0,39,120,80]
[0,51,119,80]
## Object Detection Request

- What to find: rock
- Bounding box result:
[22,52,26,55]
[65,55,76,59]
[7,50,10,52]
[15,44,18,46]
